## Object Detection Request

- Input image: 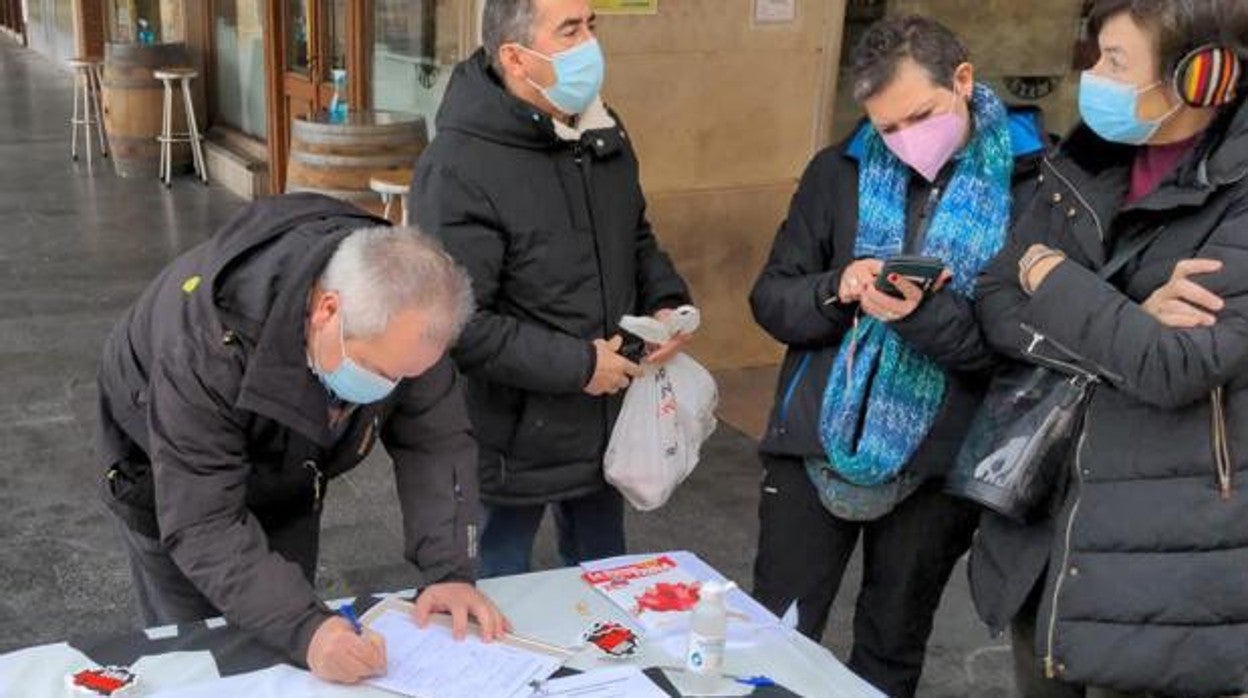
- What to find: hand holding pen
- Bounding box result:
[306,602,388,684]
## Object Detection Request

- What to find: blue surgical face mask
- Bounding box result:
[312,318,397,404]
[1078,71,1181,145]
[518,38,605,115]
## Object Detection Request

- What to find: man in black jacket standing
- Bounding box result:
[413,0,692,577]
[97,194,508,685]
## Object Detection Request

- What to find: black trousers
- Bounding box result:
[113,509,322,627]
[751,454,978,698]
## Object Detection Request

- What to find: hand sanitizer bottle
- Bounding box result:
[329,69,348,122]
[685,581,735,692]
[136,18,155,45]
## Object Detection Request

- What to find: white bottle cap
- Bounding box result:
[699,580,737,600]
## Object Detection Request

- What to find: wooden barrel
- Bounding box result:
[102,42,192,178]
[286,111,426,210]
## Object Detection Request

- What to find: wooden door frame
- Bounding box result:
[263,0,285,192]
[282,0,330,125]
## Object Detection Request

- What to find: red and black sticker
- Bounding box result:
[66,666,138,696]
[583,621,640,658]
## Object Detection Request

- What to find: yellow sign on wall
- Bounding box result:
[593,0,659,15]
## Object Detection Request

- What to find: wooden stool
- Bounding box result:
[68,57,108,165]
[154,67,208,186]
[370,170,413,226]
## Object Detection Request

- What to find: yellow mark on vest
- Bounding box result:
[181,275,202,294]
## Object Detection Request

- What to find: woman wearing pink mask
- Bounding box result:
[749,15,1047,697]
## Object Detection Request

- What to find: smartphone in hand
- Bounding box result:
[875,256,946,299]
[618,331,647,363]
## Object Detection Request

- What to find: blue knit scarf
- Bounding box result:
[818,84,1013,486]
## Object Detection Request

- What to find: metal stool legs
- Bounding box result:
[159,76,173,186]
[181,78,208,184]
[91,64,108,157]
[70,67,83,164]
[70,61,107,165]
[157,71,208,187]
[380,192,395,220]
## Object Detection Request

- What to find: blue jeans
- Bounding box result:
[479,487,626,578]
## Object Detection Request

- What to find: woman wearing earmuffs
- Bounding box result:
[969,0,1248,696]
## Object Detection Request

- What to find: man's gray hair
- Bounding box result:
[482,0,537,68]
[319,226,474,344]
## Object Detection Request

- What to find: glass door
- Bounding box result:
[281,0,330,122]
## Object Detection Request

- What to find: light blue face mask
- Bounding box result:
[1079,71,1181,145]
[519,38,605,115]
[313,318,397,405]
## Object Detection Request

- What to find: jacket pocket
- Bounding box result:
[777,352,813,425]
[763,349,835,456]
[509,392,604,467]
[464,378,525,453]
[244,435,321,517]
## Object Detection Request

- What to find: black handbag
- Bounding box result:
[947,226,1166,521]
[946,359,1094,521]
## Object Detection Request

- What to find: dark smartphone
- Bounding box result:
[618,331,647,363]
[875,255,946,298]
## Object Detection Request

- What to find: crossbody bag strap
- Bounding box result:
[1096,224,1167,281]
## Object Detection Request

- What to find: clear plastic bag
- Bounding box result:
[604,353,718,511]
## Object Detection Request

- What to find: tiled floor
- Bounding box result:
[0,36,1015,696]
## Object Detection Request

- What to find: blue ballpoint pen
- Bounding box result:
[339,603,363,635]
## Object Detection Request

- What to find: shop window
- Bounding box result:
[372,0,461,132]
[214,0,268,139]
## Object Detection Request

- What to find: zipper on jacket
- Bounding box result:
[573,144,612,339]
[573,142,614,440]
[911,184,943,253]
[777,353,813,425]
[1044,425,1089,679]
[1020,323,1122,384]
[356,415,378,457]
[304,459,325,511]
[1042,158,1106,241]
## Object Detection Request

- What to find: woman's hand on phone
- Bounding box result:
[861,269,952,323]
[837,259,884,304]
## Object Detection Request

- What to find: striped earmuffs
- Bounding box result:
[1174,43,1243,107]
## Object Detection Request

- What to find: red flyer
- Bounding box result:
[581,555,719,634]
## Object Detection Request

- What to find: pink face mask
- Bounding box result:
[880,110,968,182]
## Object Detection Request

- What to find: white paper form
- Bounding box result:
[366,609,562,698]
[535,666,667,698]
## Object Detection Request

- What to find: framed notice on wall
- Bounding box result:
[754,0,797,24]
[593,0,659,15]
